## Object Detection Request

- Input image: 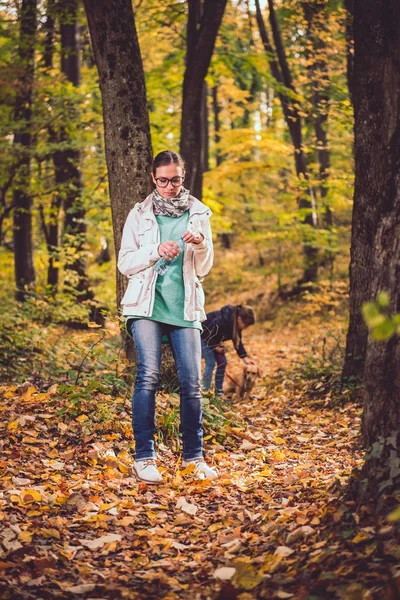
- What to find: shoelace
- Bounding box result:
[140,459,157,469]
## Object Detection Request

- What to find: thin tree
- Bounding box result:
[254,0,318,285]
[180,0,228,200]
[40,0,63,291]
[83,0,152,308]
[303,0,332,229]
[13,0,37,301]
[344,0,400,498]
[58,0,92,301]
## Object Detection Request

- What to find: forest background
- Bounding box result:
[1,0,400,599]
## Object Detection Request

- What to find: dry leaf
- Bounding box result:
[213,567,236,580]
[79,534,122,550]
[176,497,198,515]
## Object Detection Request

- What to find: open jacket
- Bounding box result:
[201,305,247,358]
[117,194,213,321]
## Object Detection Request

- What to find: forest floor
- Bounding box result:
[1,285,400,600]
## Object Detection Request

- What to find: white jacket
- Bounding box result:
[117,194,213,321]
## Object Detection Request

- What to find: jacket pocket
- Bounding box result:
[121,275,145,307]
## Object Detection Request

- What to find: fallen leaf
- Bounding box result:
[79,534,122,550]
[213,567,236,580]
[274,546,294,557]
[176,497,198,515]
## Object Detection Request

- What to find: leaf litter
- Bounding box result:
[0,310,399,600]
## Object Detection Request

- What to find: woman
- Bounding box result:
[118,150,218,484]
[201,305,256,397]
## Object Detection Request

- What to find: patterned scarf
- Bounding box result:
[152,186,190,218]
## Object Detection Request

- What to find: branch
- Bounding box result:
[267,0,295,92]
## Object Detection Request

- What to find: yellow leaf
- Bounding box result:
[352,531,370,544]
[40,528,61,539]
[387,506,400,522]
[21,489,42,503]
[117,461,130,474]
[7,421,19,431]
[233,559,263,590]
[179,463,196,476]
[208,522,224,533]
[76,415,88,423]
[18,531,32,543]
[257,467,272,477]
[22,386,37,401]
[87,322,102,328]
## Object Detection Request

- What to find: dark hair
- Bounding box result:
[152,150,185,175]
[237,305,256,327]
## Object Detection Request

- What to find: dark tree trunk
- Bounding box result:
[42,0,62,291]
[180,0,228,200]
[303,1,332,229]
[344,0,400,498]
[58,0,93,300]
[212,84,222,166]
[255,0,318,284]
[354,0,400,499]
[83,0,152,309]
[43,0,55,69]
[13,0,37,301]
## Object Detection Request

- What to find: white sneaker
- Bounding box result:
[182,458,219,480]
[133,459,162,484]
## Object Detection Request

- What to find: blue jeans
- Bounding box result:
[201,338,227,395]
[130,319,203,461]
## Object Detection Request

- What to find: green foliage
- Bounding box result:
[0,311,48,381]
[362,292,400,341]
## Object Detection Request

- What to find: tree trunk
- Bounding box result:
[13,0,37,301]
[255,0,318,284]
[201,82,209,173]
[59,0,93,301]
[42,0,62,291]
[212,84,222,166]
[345,0,354,103]
[345,0,400,499]
[180,0,228,200]
[303,1,332,229]
[83,0,152,309]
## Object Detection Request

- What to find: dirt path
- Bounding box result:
[0,323,385,600]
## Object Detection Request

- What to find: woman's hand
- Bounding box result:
[182,230,204,245]
[243,357,255,365]
[158,240,181,261]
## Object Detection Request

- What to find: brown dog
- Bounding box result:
[223,362,261,401]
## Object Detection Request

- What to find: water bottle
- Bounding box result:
[153,237,185,275]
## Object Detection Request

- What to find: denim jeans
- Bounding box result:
[130,319,203,461]
[201,338,227,395]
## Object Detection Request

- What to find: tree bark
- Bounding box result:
[345,0,354,103]
[255,0,318,284]
[180,0,228,200]
[303,1,332,228]
[212,84,222,167]
[344,0,400,499]
[342,1,400,384]
[58,0,93,301]
[42,0,62,291]
[13,0,37,301]
[83,0,152,309]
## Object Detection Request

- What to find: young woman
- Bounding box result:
[201,305,256,397]
[118,150,218,484]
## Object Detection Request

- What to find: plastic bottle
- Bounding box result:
[153,237,185,275]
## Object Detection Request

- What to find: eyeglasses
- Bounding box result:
[155,176,184,188]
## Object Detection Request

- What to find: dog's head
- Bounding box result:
[244,363,261,391]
